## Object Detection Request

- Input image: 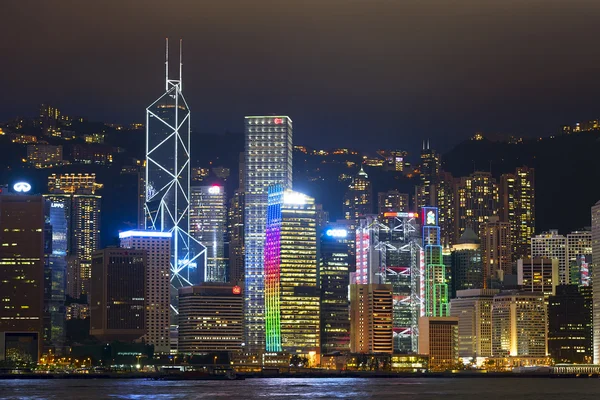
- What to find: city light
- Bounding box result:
[13,182,31,192]
[326,229,347,238]
[208,185,221,194]
[283,192,306,205]
[118,230,172,239]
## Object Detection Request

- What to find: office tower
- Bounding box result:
[350,283,394,354]
[517,257,559,297]
[592,201,600,364]
[417,317,459,371]
[548,285,592,364]
[531,230,567,283]
[499,167,535,260]
[378,190,409,217]
[422,207,449,317]
[491,292,547,357]
[90,248,146,342]
[44,191,101,298]
[120,231,172,354]
[228,190,245,285]
[450,289,498,359]
[343,167,372,225]
[264,187,319,356]
[566,231,592,284]
[190,185,228,282]
[416,141,441,210]
[0,194,45,362]
[43,198,69,352]
[244,115,293,352]
[480,216,512,287]
[319,224,351,354]
[450,228,483,297]
[454,171,499,242]
[178,283,243,353]
[378,212,422,353]
[416,170,455,246]
[145,39,204,295]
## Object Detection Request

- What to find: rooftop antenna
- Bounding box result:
[165,38,169,91]
[427,139,430,150]
[179,39,183,90]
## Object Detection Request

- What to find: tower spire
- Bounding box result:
[179,39,183,90]
[165,38,169,91]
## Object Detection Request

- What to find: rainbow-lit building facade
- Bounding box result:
[264,186,320,356]
[422,207,449,317]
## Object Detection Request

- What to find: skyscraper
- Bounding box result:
[480,216,512,287]
[566,231,592,283]
[377,190,409,217]
[450,228,483,297]
[178,283,243,353]
[350,283,393,354]
[343,167,372,225]
[591,200,600,364]
[119,231,172,354]
[491,292,547,357]
[43,189,101,299]
[145,39,204,296]
[548,285,592,364]
[422,207,449,317]
[531,230,567,284]
[454,171,499,243]
[0,193,45,362]
[264,187,319,356]
[244,115,293,352]
[416,141,441,210]
[90,248,146,342]
[319,223,351,355]
[228,190,245,285]
[517,257,559,298]
[418,316,459,371]
[450,289,498,359]
[499,167,535,260]
[190,184,228,282]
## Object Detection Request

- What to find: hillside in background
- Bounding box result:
[442,132,600,234]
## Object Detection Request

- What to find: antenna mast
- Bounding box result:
[179,39,183,90]
[165,38,169,91]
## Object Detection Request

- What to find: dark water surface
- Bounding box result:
[1,377,599,399]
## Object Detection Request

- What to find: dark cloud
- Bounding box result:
[2,0,600,152]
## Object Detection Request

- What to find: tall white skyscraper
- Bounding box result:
[119,230,172,354]
[190,184,228,282]
[531,230,567,283]
[591,201,600,363]
[145,39,205,298]
[244,115,293,352]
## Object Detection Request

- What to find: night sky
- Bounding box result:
[2,0,600,152]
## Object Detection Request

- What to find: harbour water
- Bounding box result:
[1,377,600,399]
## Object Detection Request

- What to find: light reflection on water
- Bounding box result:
[1,377,600,400]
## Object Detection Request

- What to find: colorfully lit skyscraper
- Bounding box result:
[244,116,293,352]
[593,201,600,363]
[264,187,319,356]
[319,223,351,354]
[422,207,449,317]
[190,184,228,282]
[145,39,205,294]
[499,167,535,260]
[119,230,172,354]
